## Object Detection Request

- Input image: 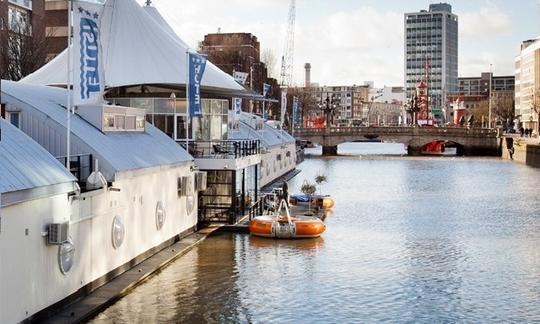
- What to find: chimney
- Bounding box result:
[304,63,311,88]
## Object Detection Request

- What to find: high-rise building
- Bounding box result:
[404,3,458,123]
[515,38,540,132]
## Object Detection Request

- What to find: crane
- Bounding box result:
[280,0,296,87]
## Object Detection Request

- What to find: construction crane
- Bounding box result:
[280,0,296,87]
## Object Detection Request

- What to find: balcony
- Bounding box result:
[179,139,261,170]
[179,139,260,159]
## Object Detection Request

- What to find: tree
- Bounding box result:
[261,48,278,79]
[1,20,50,81]
[531,88,540,135]
[285,86,318,128]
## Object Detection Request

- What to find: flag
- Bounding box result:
[280,89,287,126]
[293,96,301,127]
[233,71,249,85]
[263,83,271,97]
[188,52,207,117]
[73,1,105,106]
[233,98,242,115]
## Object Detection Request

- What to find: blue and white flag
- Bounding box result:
[233,97,242,115]
[263,83,271,97]
[280,89,287,126]
[293,96,301,127]
[188,52,207,117]
[73,1,105,106]
[233,71,249,85]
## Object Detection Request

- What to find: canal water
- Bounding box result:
[90,143,540,323]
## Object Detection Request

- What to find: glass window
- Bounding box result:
[9,112,20,128]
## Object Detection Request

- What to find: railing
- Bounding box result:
[178,139,260,159]
[248,197,265,221]
[294,126,498,137]
[56,154,93,188]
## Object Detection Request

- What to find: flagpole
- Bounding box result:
[66,0,72,171]
[185,50,190,150]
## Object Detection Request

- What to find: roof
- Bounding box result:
[21,0,245,94]
[229,112,295,148]
[0,119,76,205]
[2,80,192,179]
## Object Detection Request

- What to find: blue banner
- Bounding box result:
[293,96,301,127]
[188,52,207,117]
[233,97,242,115]
[73,1,104,106]
[263,83,271,97]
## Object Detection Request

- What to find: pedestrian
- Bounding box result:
[281,180,289,207]
[520,127,525,137]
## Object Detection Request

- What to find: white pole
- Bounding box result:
[488,64,493,129]
[66,0,72,170]
[185,50,190,149]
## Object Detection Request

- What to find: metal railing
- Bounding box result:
[294,126,498,137]
[56,154,93,188]
[179,139,260,159]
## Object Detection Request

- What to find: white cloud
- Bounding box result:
[295,7,403,86]
[459,5,512,39]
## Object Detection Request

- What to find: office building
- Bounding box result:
[404,3,458,123]
[515,38,540,131]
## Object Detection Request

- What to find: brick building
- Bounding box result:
[0,0,46,80]
[455,72,515,126]
[199,32,269,94]
[43,0,67,60]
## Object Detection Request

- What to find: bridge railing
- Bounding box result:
[294,126,497,137]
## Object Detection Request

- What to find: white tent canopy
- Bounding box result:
[21,0,245,93]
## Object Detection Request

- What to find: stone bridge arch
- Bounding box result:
[294,126,500,156]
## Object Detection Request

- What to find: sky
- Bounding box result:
[137,0,539,88]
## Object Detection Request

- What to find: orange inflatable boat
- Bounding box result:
[249,200,326,239]
[289,194,336,210]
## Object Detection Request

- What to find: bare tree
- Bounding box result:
[1,19,50,81]
[261,48,278,79]
[531,88,540,135]
[284,86,318,128]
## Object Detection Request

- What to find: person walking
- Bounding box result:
[281,180,289,207]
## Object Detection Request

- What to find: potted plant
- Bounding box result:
[300,180,317,213]
[314,173,327,195]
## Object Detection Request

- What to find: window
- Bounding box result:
[9,112,20,128]
[8,5,30,33]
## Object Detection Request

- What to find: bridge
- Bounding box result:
[294,126,500,156]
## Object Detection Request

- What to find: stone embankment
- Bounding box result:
[501,136,540,168]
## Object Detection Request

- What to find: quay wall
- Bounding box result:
[501,138,540,168]
[1,164,197,324]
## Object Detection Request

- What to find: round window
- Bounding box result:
[58,239,75,275]
[111,216,125,249]
[156,201,166,230]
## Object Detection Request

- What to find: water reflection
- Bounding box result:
[91,149,540,323]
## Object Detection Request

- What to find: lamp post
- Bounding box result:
[320,95,337,129]
[488,64,493,129]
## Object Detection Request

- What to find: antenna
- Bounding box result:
[145,0,152,6]
[280,0,296,87]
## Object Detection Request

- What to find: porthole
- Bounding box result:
[111,216,125,249]
[58,239,75,275]
[156,201,166,230]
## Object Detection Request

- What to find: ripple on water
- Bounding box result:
[90,151,540,323]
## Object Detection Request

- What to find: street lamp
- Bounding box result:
[318,95,338,129]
